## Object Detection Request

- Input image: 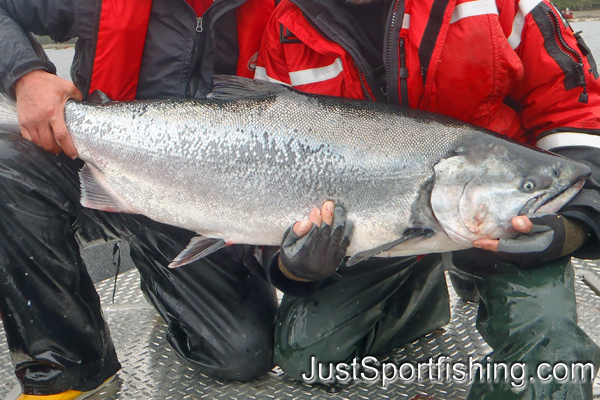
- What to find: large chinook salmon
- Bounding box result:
[0,77,591,267]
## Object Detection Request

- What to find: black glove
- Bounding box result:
[278,204,353,281]
[494,213,590,267]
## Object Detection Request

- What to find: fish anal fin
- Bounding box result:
[79,164,137,213]
[346,227,433,266]
[169,237,227,268]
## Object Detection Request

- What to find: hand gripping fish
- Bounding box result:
[0,77,591,268]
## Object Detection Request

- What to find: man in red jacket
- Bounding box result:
[256,0,600,398]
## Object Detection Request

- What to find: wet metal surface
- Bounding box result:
[1,258,600,399]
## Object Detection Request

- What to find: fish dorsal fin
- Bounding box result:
[79,164,137,213]
[346,227,433,266]
[88,90,113,105]
[168,237,227,268]
[207,75,291,101]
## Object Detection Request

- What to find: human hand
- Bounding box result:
[472,215,533,252]
[14,69,82,158]
[278,201,353,281]
[472,214,590,266]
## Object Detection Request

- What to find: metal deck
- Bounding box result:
[1,259,600,400]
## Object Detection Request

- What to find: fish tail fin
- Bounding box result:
[0,93,20,134]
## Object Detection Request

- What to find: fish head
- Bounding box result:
[430,135,591,246]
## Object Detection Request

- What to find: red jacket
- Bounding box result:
[255,0,600,147]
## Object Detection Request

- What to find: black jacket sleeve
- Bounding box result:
[554,146,600,259]
[0,0,90,95]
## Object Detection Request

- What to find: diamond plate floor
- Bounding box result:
[1,259,600,399]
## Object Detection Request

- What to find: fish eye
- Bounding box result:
[522,180,536,192]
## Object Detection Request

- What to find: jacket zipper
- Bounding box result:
[186,0,247,96]
[191,17,203,95]
[547,11,588,103]
[357,67,374,101]
[384,0,407,105]
[399,37,409,106]
[181,1,204,96]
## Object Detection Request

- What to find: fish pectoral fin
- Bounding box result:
[168,236,227,268]
[346,227,433,267]
[79,164,137,213]
[208,75,291,101]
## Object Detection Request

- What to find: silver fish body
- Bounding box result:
[0,77,591,266]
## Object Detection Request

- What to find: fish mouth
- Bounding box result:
[519,179,586,215]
